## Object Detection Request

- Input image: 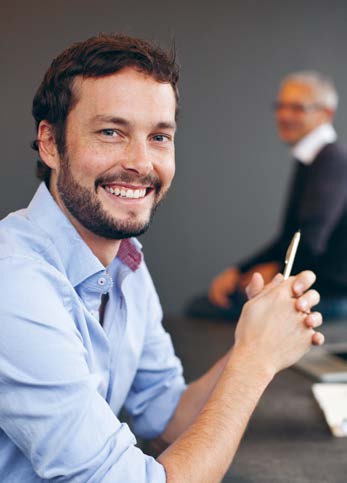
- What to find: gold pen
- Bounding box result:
[283,230,301,280]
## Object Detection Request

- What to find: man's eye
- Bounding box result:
[153,134,170,142]
[101,129,117,137]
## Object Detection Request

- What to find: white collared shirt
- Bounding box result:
[291,123,337,165]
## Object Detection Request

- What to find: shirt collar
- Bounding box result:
[26,183,143,287]
[291,123,337,165]
[117,238,142,271]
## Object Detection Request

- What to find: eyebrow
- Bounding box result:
[91,115,176,131]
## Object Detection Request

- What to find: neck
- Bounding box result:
[72,224,121,267]
[64,212,122,267]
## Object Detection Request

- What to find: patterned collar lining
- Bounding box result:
[117,239,142,271]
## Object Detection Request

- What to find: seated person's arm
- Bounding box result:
[208,266,240,307]
[167,270,321,443]
[157,270,323,482]
[0,259,168,482]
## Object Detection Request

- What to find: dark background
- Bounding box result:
[2,0,347,313]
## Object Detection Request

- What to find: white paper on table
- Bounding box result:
[312,383,347,437]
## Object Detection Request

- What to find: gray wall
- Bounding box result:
[2,0,347,314]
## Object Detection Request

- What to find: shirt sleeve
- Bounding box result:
[0,256,166,482]
[124,265,187,439]
[239,149,347,274]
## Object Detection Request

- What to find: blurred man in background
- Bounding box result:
[187,71,347,320]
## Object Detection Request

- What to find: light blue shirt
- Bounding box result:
[0,183,186,482]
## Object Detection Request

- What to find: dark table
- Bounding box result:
[163,316,347,483]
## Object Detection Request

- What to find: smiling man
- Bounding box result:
[38,67,176,265]
[0,36,323,482]
[188,72,347,322]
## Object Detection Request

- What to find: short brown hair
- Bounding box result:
[32,33,180,183]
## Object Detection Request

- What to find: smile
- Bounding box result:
[104,185,149,199]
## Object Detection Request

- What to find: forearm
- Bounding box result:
[158,346,273,482]
[158,272,323,482]
[161,351,231,442]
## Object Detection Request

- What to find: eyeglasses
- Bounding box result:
[272,101,324,114]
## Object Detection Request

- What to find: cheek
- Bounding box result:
[69,144,117,179]
[304,115,320,130]
[160,157,175,188]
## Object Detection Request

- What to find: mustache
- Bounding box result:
[95,171,162,192]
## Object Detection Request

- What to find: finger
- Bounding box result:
[248,273,285,302]
[304,311,323,329]
[296,289,320,313]
[292,270,316,296]
[208,290,230,308]
[217,297,231,308]
[245,272,264,299]
[312,331,325,346]
[262,272,284,291]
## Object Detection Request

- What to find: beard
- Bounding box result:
[56,154,164,240]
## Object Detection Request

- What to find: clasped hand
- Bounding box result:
[234,270,324,375]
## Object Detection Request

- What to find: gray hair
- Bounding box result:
[281,71,338,110]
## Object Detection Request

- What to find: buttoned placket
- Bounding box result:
[78,271,113,324]
[104,261,130,402]
[97,270,113,326]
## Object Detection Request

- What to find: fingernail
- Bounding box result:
[314,333,325,346]
[299,298,308,310]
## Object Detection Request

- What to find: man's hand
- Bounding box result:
[159,270,323,482]
[238,261,281,291]
[158,270,324,483]
[234,270,324,376]
[208,266,240,308]
[246,271,324,345]
[208,262,281,308]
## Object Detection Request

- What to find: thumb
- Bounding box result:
[245,272,265,299]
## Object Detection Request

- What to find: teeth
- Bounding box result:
[105,186,147,199]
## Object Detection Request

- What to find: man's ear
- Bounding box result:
[37,121,59,169]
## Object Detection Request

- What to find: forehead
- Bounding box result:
[278,81,317,103]
[70,67,177,124]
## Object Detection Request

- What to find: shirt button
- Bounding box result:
[98,277,106,286]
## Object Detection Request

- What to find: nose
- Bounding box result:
[122,139,153,176]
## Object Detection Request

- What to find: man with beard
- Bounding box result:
[187,72,347,321]
[0,35,323,482]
